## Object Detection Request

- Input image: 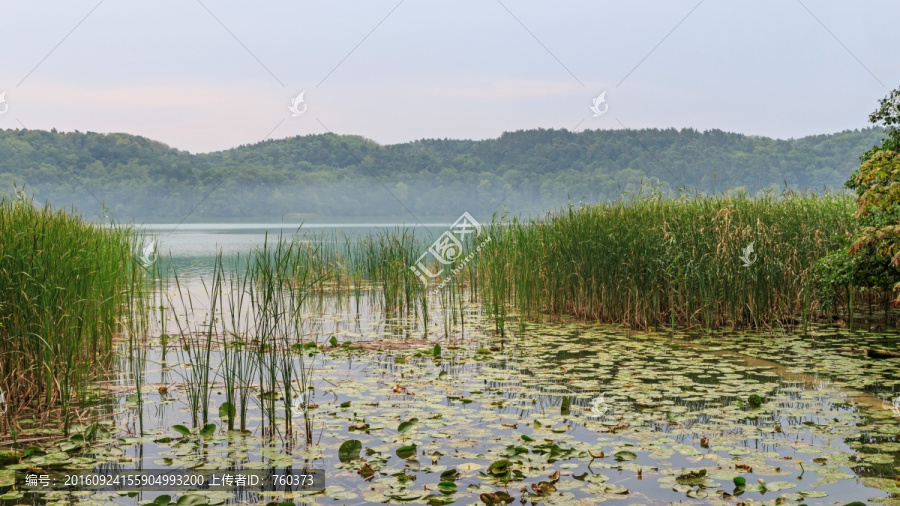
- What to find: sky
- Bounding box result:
[0,0,897,153]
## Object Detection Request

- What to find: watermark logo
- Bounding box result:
[0,91,7,115]
[98,206,113,223]
[590,393,609,416]
[0,389,7,415]
[410,212,491,288]
[13,188,28,206]
[139,238,158,268]
[739,242,757,267]
[887,396,900,417]
[590,91,608,117]
[289,91,308,117]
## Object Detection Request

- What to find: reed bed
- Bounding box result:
[165,236,327,444]
[0,195,141,433]
[279,228,432,326]
[2,188,867,444]
[476,191,856,330]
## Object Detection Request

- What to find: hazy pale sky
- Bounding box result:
[0,0,896,153]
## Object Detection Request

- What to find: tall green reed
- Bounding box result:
[0,194,141,434]
[170,259,221,428]
[166,234,325,444]
[477,191,856,330]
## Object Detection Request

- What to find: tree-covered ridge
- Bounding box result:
[0,126,881,221]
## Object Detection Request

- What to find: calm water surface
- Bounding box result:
[140,222,448,278]
[7,225,900,505]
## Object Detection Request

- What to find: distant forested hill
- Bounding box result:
[0,126,882,221]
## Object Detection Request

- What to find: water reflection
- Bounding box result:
[11,261,900,504]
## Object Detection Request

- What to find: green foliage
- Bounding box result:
[479,191,854,329]
[168,237,320,441]
[396,444,417,459]
[0,194,141,431]
[824,86,900,302]
[850,150,900,216]
[849,149,900,268]
[218,402,235,421]
[398,418,418,434]
[0,127,879,220]
[437,481,457,494]
[853,87,900,167]
[338,439,363,462]
[814,245,900,310]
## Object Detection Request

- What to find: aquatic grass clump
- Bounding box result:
[288,227,431,320]
[0,194,140,432]
[353,228,426,317]
[479,191,856,329]
[165,234,324,444]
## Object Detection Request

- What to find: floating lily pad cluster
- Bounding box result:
[4,313,900,504]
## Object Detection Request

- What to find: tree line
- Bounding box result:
[0,126,880,221]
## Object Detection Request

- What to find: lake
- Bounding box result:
[139,222,449,278]
[6,224,900,505]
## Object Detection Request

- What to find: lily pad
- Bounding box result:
[218,403,235,420]
[338,439,363,462]
[488,459,512,476]
[152,495,172,506]
[396,444,417,459]
[176,495,209,506]
[747,394,763,408]
[398,418,419,434]
[614,451,637,462]
[437,481,457,493]
[440,469,460,481]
